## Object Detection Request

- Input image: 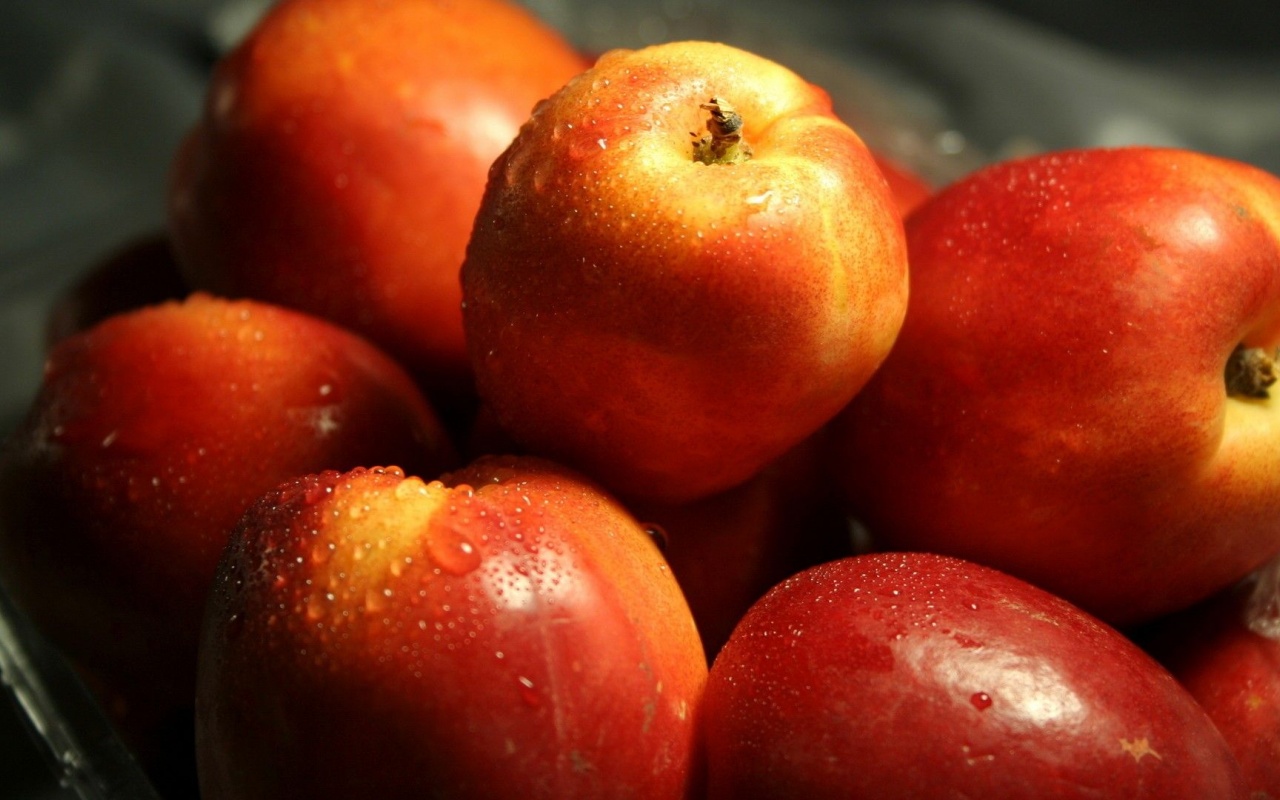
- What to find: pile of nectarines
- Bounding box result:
[1,0,1277,797]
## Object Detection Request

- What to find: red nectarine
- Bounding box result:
[0,294,455,753]
[168,0,589,413]
[703,552,1249,799]
[196,458,706,799]
[830,146,1280,625]
[462,41,909,503]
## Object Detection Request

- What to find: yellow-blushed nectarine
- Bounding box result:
[462,40,909,504]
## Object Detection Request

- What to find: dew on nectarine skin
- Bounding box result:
[702,552,1250,799]
[462,40,909,504]
[196,458,706,800]
[829,145,1280,626]
[0,294,455,787]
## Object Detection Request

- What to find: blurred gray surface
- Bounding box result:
[1,1,1277,797]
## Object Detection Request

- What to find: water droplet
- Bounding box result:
[970,692,993,711]
[393,480,424,501]
[428,528,482,576]
[517,675,540,708]
[642,523,669,552]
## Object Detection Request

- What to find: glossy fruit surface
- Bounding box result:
[462,40,908,503]
[1139,555,1280,798]
[0,294,454,728]
[703,552,1249,799]
[831,146,1280,625]
[168,0,588,408]
[197,457,707,799]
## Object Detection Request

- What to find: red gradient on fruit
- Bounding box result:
[0,294,455,726]
[830,146,1280,625]
[872,151,932,217]
[703,552,1249,799]
[462,41,909,504]
[167,0,588,409]
[1139,555,1280,797]
[196,458,707,799]
[630,433,851,660]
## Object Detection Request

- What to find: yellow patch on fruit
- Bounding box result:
[1118,737,1162,762]
[310,475,452,600]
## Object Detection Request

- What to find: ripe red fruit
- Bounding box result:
[630,433,851,660]
[461,40,909,504]
[0,294,455,751]
[196,458,707,799]
[1138,555,1280,797]
[703,552,1249,799]
[830,146,1280,625]
[167,0,589,411]
[871,151,932,217]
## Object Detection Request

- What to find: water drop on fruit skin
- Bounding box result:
[428,527,482,576]
[642,523,669,552]
[517,675,541,708]
[970,691,993,711]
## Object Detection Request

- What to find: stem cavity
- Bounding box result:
[692,98,752,166]
[1225,344,1279,399]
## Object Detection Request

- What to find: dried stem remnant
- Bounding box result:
[1225,344,1279,399]
[692,97,752,166]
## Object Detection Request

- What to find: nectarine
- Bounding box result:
[462,41,909,503]
[196,458,706,799]
[830,146,1280,625]
[168,0,588,413]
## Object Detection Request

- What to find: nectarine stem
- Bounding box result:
[692,98,752,165]
[1225,344,1278,399]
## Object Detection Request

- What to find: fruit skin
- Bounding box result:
[1137,555,1280,798]
[461,40,909,504]
[465,408,852,660]
[630,432,851,660]
[196,458,707,800]
[167,0,588,410]
[829,146,1280,626]
[702,552,1250,800]
[0,294,455,738]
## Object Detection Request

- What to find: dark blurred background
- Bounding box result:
[1,1,1277,797]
